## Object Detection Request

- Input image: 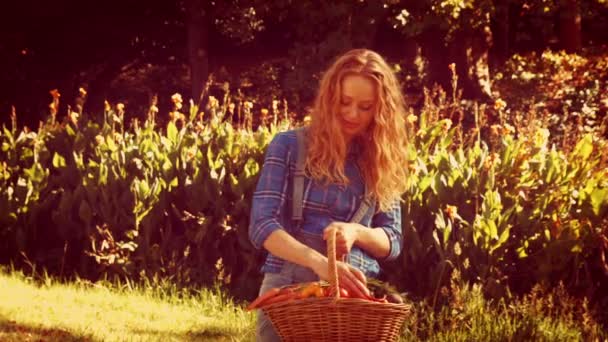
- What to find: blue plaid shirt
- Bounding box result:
[249,129,403,277]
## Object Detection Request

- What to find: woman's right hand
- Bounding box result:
[310,257,371,299]
[262,229,371,298]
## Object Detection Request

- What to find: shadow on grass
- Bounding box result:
[0,316,256,342]
[0,315,94,342]
[128,326,255,341]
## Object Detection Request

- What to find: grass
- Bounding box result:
[0,269,256,342]
[400,273,608,342]
[1,267,606,341]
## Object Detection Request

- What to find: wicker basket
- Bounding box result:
[262,230,411,341]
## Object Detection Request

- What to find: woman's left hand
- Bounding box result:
[323,222,361,257]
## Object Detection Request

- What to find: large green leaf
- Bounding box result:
[167,121,178,144]
[590,188,608,217]
[572,134,593,160]
[52,152,66,168]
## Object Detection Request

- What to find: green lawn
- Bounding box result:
[1,269,605,341]
[0,270,256,341]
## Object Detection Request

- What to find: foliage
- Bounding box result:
[1,62,607,311]
[493,48,608,144]
[4,0,608,128]
[387,0,608,45]
[0,94,291,300]
[386,0,494,41]
[401,271,607,341]
[0,121,48,262]
[265,0,385,110]
[383,82,608,319]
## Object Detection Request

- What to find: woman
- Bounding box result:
[249,48,409,341]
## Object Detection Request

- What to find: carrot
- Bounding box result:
[299,283,320,298]
[246,287,281,311]
[259,292,299,307]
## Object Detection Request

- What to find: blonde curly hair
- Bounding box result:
[306,49,409,212]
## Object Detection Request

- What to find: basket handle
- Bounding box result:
[327,228,341,300]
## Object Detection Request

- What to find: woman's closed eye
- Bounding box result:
[340,99,373,111]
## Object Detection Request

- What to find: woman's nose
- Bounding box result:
[343,104,359,120]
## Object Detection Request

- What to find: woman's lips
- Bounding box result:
[341,119,359,130]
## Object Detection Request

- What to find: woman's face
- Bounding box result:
[338,74,377,143]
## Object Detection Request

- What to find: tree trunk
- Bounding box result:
[491,0,510,65]
[559,0,582,53]
[418,28,450,92]
[420,25,493,101]
[448,25,493,101]
[186,0,209,104]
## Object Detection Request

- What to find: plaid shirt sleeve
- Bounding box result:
[371,200,403,261]
[248,132,292,249]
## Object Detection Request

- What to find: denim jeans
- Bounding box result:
[255,232,323,342]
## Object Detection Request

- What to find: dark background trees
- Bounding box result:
[1,0,607,128]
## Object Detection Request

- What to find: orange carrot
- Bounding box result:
[259,292,298,307]
[247,287,281,311]
[299,283,320,298]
